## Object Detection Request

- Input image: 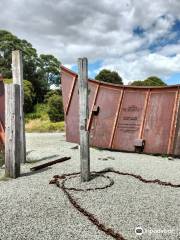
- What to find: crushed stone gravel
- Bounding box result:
[0,132,180,240]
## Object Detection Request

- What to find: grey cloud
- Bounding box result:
[0,0,180,82]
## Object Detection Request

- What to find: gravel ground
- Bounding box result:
[0,132,180,240]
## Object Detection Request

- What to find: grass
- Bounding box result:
[25,103,65,132]
[25,119,65,132]
[25,103,49,123]
[3,79,13,84]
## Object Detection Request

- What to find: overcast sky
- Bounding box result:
[0,0,180,84]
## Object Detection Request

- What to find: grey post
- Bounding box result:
[78,58,90,182]
[5,84,21,178]
[12,50,26,163]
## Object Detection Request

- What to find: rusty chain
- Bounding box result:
[49,169,180,240]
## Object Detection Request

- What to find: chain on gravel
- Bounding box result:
[49,169,180,240]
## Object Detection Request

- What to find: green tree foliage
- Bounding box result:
[95,69,123,85]
[23,80,35,113]
[130,80,144,86]
[0,30,61,102]
[0,30,38,79]
[47,95,64,122]
[131,76,166,86]
[44,89,62,103]
[39,54,61,86]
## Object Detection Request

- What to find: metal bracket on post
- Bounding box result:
[78,58,90,182]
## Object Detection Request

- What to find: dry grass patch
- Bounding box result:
[25,119,65,132]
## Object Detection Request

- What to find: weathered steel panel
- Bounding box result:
[61,66,180,156]
[172,91,180,156]
[90,85,121,148]
[65,80,79,143]
[143,90,177,154]
[61,71,75,114]
[112,90,147,151]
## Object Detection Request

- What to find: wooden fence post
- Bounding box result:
[78,58,90,182]
[5,84,21,178]
[12,50,26,163]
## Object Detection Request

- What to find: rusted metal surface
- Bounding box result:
[61,66,180,156]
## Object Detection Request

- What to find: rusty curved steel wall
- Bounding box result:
[61,66,180,156]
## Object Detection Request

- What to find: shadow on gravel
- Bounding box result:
[26,154,59,163]
[90,168,115,181]
[26,150,34,155]
[38,155,59,161]
[21,167,51,177]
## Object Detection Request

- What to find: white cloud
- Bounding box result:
[101,53,180,83]
[0,0,180,83]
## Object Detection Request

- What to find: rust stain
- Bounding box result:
[65,76,77,115]
[138,89,150,139]
[109,88,124,148]
[167,89,180,154]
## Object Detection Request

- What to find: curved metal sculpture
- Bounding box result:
[61,66,180,156]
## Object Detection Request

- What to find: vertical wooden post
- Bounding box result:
[12,50,26,163]
[78,58,90,182]
[5,84,21,178]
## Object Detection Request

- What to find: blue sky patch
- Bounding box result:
[166,73,180,85]
[71,60,102,78]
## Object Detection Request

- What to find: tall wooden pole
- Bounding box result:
[78,58,90,182]
[12,50,26,163]
[5,84,21,178]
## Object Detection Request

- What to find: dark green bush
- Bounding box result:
[44,89,62,103]
[47,95,64,122]
[131,76,166,86]
[23,80,35,113]
[4,79,35,113]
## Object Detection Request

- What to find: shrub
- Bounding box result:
[44,89,62,103]
[47,95,64,122]
[131,76,166,86]
[25,112,41,123]
[25,119,65,132]
[3,79,35,113]
[23,80,35,113]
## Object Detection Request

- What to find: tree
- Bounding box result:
[44,89,62,103]
[131,76,166,86]
[39,54,61,86]
[95,69,123,85]
[0,30,38,80]
[47,95,64,122]
[0,30,61,103]
[23,80,35,113]
[143,76,166,86]
[130,80,144,86]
